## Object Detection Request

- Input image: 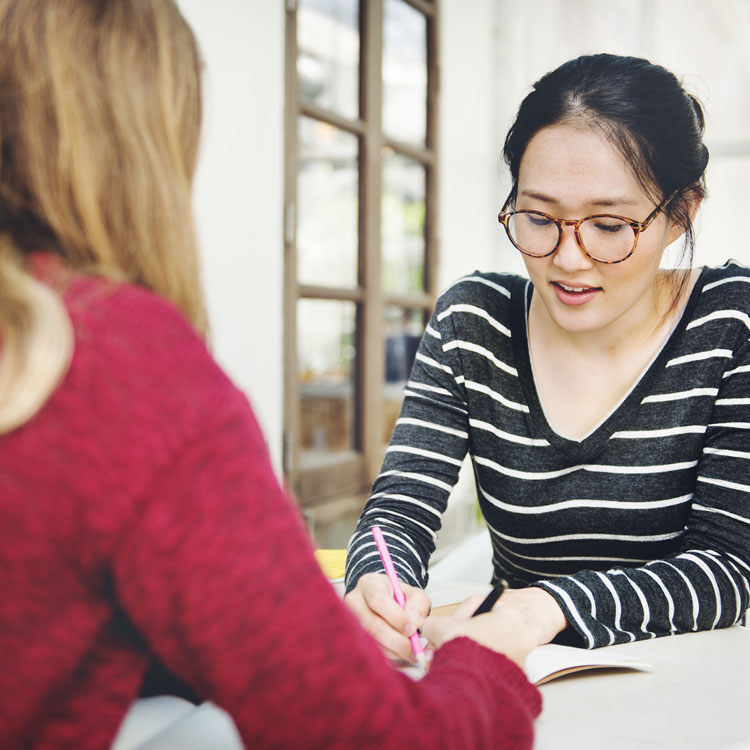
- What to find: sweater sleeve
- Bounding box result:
[112,384,541,749]
[345,294,472,593]
[535,338,750,648]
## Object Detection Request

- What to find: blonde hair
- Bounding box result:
[0,0,205,433]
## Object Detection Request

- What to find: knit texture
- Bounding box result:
[0,266,541,749]
[346,261,750,648]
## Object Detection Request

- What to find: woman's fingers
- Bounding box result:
[344,573,431,662]
[421,607,536,670]
[403,584,431,622]
[450,593,486,619]
[346,589,413,661]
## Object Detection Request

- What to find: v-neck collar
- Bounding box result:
[509,270,706,464]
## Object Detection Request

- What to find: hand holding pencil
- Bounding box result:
[344,567,431,663]
[343,528,547,673]
[371,526,428,670]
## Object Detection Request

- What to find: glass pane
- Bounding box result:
[383,307,425,444]
[381,150,426,294]
[298,299,358,456]
[297,0,359,120]
[297,117,359,288]
[382,0,427,145]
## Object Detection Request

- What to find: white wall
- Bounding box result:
[437,0,526,291]
[437,0,497,290]
[432,0,517,549]
[492,0,750,271]
[177,0,286,470]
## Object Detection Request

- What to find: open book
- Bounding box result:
[524,642,651,685]
[398,639,650,685]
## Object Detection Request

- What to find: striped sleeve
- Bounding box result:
[344,282,482,592]
[536,339,750,648]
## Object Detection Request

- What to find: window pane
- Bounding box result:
[297,0,359,120]
[297,117,359,288]
[298,299,358,456]
[382,0,427,145]
[381,150,426,294]
[383,307,425,445]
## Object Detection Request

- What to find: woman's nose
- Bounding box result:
[552,224,595,271]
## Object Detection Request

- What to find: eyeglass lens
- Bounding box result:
[508,212,636,262]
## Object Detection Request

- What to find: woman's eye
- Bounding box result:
[527,213,552,227]
[593,219,625,234]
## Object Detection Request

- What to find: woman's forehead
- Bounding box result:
[517,123,651,209]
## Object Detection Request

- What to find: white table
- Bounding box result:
[534,626,750,750]
[113,698,243,750]
[116,570,749,749]
[428,540,750,749]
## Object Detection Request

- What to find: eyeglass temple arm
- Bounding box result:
[637,189,681,230]
[500,187,516,215]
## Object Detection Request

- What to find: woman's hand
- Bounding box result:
[452,586,568,648]
[495,587,568,646]
[344,572,431,663]
[421,605,537,670]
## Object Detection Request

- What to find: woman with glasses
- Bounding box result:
[345,53,750,661]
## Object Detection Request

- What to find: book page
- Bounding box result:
[526,643,651,685]
[427,581,492,609]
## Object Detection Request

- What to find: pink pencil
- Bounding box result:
[371,525,427,670]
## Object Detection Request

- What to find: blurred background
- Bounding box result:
[177,0,750,552]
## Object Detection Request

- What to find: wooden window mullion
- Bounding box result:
[359,0,385,485]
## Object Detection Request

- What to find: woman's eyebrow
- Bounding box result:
[518,189,639,208]
[589,197,640,208]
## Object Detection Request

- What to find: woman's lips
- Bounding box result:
[551,281,602,306]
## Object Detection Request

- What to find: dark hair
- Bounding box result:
[503,53,708,272]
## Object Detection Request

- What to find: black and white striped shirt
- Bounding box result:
[346,260,750,648]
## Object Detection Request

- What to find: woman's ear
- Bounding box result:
[665,187,703,246]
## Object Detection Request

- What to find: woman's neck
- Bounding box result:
[526,268,700,440]
[529,268,697,362]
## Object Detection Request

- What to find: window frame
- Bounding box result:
[283,0,440,525]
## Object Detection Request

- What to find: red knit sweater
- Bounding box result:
[0,266,541,749]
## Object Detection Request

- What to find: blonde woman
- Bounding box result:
[0,2,541,748]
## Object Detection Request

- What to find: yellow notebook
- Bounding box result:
[314,549,347,582]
